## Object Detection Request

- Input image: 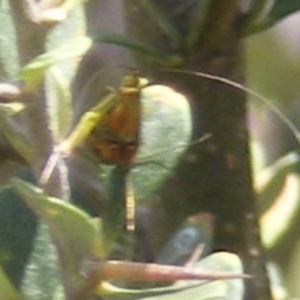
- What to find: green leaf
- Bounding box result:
[20,224,62,300]
[0,102,24,115]
[0,0,19,79]
[247,0,300,33]
[11,177,104,260]
[266,262,288,300]
[0,265,24,300]
[39,0,89,22]
[138,0,181,45]
[44,5,86,139]
[99,252,245,300]
[255,152,300,214]
[185,0,212,49]
[46,67,72,139]
[130,84,192,202]
[260,173,300,249]
[61,0,89,10]
[266,1,300,26]
[0,109,32,163]
[11,178,105,296]
[20,36,92,91]
[91,31,182,66]
[0,175,37,288]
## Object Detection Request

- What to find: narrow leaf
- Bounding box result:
[185,0,212,48]
[247,0,300,33]
[20,37,92,91]
[255,152,300,214]
[91,31,182,66]
[39,0,89,22]
[0,110,32,163]
[21,224,62,300]
[260,173,300,249]
[11,178,105,296]
[11,178,104,260]
[139,0,181,45]
[0,102,24,115]
[0,0,19,78]
[46,67,72,139]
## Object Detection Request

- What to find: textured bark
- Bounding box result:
[122,1,271,299]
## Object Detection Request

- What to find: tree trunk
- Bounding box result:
[123,1,271,299]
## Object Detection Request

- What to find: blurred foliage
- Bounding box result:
[246,27,300,107]
[246,6,300,300]
[244,0,300,34]
[0,0,300,299]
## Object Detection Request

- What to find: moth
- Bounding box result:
[85,72,148,166]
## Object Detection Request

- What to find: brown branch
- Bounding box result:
[122,1,272,299]
[197,0,241,53]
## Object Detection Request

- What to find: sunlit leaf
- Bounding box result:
[20,36,92,91]
[39,0,89,22]
[130,84,192,202]
[285,239,300,298]
[44,6,87,137]
[255,152,300,214]
[267,262,289,300]
[0,102,24,115]
[260,173,300,249]
[46,67,72,139]
[11,178,104,296]
[0,0,19,79]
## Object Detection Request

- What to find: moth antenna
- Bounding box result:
[135,133,212,164]
[163,68,300,146]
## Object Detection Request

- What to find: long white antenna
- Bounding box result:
[164,69,300,145]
